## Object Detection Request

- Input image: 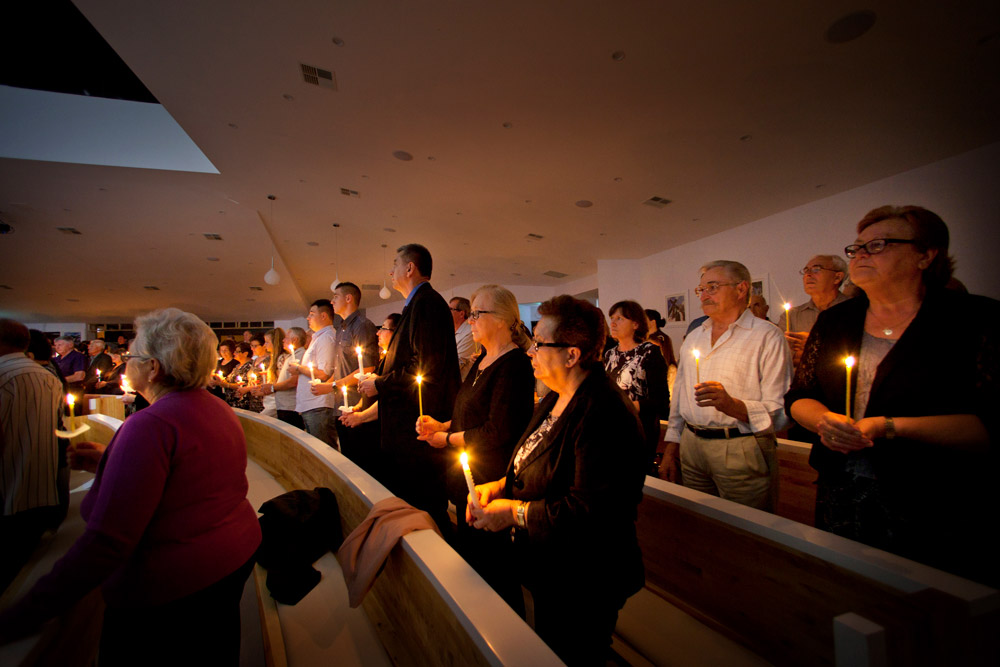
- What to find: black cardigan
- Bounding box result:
[505,365,646,598]
[448,348,535,504]
[785,288,1000,583]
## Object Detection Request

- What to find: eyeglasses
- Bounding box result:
[529,340,572,353]
[694,282,738,297]
[121,353,150,363]
[844,238,919,259]
[378,326,395,333]
[799,266,840,275]
[469,310,496,321]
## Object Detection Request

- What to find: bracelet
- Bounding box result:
[515,501,528,528]
[884,416,895,440]
[445,432,453,447]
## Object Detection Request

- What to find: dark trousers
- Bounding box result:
[454,500,524,615]
[98,556,255,667]
[0,506,62,595]
[276,409,304,429]
[530,583,624,667]
[335,419,381,480]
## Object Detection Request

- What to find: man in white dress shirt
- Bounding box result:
[659,261,793,511]
[450,297,477,380]
[289,299,339,448]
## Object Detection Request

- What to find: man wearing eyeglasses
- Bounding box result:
[659,260,793,511]
[449,297,477,380]
[785,255,850,365]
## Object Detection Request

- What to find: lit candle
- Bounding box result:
[416,374,424,418]
[96,369,102,382]
[66,393,75,422]
[121,376,132,394]
[259,363,265,384]
[249,372,257,386]
[692,349,701,384]
[341,384,348,407]
[307,362,315,382]
[288,344,295,362]
[844,356,855,419]
[355,345,364,378]
[236,375,243,384]
[783,302,792,333]
[460,451,482,512]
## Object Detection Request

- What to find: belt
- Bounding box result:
[685,423,746,439]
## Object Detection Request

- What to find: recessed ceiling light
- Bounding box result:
[825,10,876,44]
[143,286,160,291]
[249,286,263,291]
[544,270,568,278]
[203,233,223,240]
[815,184,826,189]
[525,199,532,204]
[427,156,436,161]
[384,227,396,233]
[228,123,238,129]
[575,200,593,208]
[513,272,522,276]
[525,233,544,242]
[307,241,319,246]
[643,196,672,208]
[57,226,82,235]
[611,50,626,61]
[66,298,79,302]
[283,93,295,101]
[361,174,369,179]
[393,151,414,161]
[740,134,752,142]
[613,177,623,182]
[207,257,220,262]
[332,37,345,46]
[502,122,512,129]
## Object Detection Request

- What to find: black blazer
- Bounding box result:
[375,282,462,464]
[785,288,999,581]
[505,365,646,598]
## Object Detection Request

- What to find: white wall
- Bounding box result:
[595,142,1000,345]
[23,322,88,336]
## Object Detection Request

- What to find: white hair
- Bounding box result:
[132,308,219,390]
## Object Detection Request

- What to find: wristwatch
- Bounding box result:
[515,501,528,528]
[884,416,895,440]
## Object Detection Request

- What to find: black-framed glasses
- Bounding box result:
[121,353,150,363]
[378,326,395,333]
[844,238,919,259]
[469,310,496,321]
[799,266,840,275]
[530,340,572,353]
[693,282,738,297]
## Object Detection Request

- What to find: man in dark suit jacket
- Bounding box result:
[359,244,461,530]
[84,339,114,393]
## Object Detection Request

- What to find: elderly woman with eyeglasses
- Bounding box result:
[416,286,534,609]
[0,308,261,660]
[786,206,999,586]
[466,295,646,665]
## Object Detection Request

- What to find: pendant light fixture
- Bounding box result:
[329,223,341,292]
[379,243,391,299]
[264,195,281,285]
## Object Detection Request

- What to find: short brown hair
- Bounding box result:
[537,295,606,365]
[609,300,648,343]
[857,205,954,288]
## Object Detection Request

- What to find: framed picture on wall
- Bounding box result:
[751,279,765,297]
[665,292,687,324]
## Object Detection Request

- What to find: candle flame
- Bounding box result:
[692,349,700,360]
[355,345,362,354]
[783,302,791,311]
[307,362,314,370]
[845,355,855,369]
[460,451,470,470]
[342,385,348,396]
[260,363,265,371]
[66,393,75,406]
[236,375,242,382]
[416,374,423,385]
[289,344,295,354]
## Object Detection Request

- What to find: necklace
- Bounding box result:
[867,306,918,336]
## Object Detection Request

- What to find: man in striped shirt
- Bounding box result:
[1,319,64,592]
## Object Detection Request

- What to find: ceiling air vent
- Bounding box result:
[249,286,263,291]
[543,270,568,279]
[143,286,160,291]
[203,233,223,240]
[525,233,544,242]
[57,227,83,235]
[642,196,672,209]
[361,283,381,291]
[301,64,337,91]
[340,188,360,198]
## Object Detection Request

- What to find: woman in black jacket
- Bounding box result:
[468,295,647,666]
[416,285,534,609]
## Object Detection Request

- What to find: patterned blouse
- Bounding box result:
[224,360,263,413]
[512,413,558,474]
[604,341,662,402]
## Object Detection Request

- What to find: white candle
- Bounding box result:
[460,451,482,512]
[66,393,75,422]
[355,345,364,377]
[96,369,102,382]
[692,349,701,384]
[416,374,424,417]
[341,384,348,407]
[307,362,315,382]
[783,302,792,333]
[844,356,856,419]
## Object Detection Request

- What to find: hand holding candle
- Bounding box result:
[339,384,351,413]
[783,302,792,333]
[460,451,483,513]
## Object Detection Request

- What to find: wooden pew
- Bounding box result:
[623,477,999,666]
[235,410,562,667]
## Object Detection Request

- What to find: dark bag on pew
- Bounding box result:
[256,487,344,604]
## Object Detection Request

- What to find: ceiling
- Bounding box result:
[2,0,998,322]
